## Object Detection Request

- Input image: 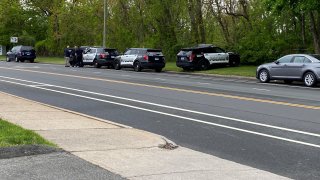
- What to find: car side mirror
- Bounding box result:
[275,61,279,64]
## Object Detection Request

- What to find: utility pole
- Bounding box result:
[103,0,106,47]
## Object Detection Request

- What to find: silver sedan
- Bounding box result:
[256,54,320,87]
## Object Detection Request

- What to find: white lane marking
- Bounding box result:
[0,75,320,139]
[0,78,319,148]
[253,88,271,92]
[29,85,53,87]
[155,78,166,81]
[93,72,101,74]
[198,82,211,85]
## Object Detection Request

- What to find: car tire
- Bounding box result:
[30,59,34,63]
[114,60,121,70]
[6,56,10,62]
[15,56,19,62]
[198,60,209,70]
[20,59,25,62]
[258,69,270,83]
[133,61,142,72]
[229,59,240,67]
[303,72,317,87]
[93,60,101,68]
[155,68,162,73]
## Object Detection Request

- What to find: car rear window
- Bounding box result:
[310,54,320,61]
[21,46,34,51]
[177,50,192,56]
[104,49,118,55]
[147,50,163,56]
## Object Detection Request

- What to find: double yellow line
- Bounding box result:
[1,66,319,110]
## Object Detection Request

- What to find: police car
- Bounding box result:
[176,44,240,70]
[82,47,119,68]
[114,48,165,72]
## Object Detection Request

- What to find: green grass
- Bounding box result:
[0,55,5,61]
[1,55,256,77]
[0,119,56,147]
[164,62,256,77]
[35,56,65,65]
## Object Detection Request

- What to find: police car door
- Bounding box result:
[83,48,94,63]
[88,48,96,63]
[213,47,228,63]
[121,49,132,66]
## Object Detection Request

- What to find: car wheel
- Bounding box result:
[20,59,25,62]
[6,56,10,62]
[303,72,317,87]
[93,60,101,68]
[114,60,121,70]
[229,59,240,67]
[258,69,270,83]
[133,61,142,72]
[30,59,34,63]
[15,56,19,62]
[155,68,162,73]
[198,60,209,70]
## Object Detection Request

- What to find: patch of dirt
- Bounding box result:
[0,145,63,159]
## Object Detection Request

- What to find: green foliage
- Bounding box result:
[1,0,319,63]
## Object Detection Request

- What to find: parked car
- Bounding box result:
[256,54,320,87]
[114,48,165,72]
[176,44,240,70]
[6,45,36,63]
[82,47,119,68]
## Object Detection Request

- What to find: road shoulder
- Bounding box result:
[0,91,290,179]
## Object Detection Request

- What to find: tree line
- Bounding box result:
[0,0,320,64]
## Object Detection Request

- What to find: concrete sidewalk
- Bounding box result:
[0,92,289,180]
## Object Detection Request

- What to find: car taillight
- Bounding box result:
[143,55,148,61]
[189,53,195,62]
[99,53,106,58]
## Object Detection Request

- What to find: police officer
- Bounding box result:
[75,46,84,67]
[64,46,71,67]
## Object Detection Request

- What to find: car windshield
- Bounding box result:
[21,46,33,51]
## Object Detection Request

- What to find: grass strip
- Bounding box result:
[165,62,256,77]
[1,55,257,77]
[0,119,56,147]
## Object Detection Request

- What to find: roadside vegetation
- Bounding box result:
[1,54,256,77]
[1,1,320,65]
[0,119,55,147]
[31,56,256,77]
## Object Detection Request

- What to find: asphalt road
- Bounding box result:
[0,61,320,179]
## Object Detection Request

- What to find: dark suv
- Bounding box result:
[176,44,240,70]
[6,45,36,63]
[82,47,119,68]
[114,48,165,72]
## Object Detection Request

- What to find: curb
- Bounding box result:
[0,91,132,129]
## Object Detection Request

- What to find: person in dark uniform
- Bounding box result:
[75,46,84,67]
[69,46,76,67]
[64,45,71,67]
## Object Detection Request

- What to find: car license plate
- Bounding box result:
[155,58,159,60]
[111,56,115,58]
[26,53,30,55]
[181,57,185,60]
